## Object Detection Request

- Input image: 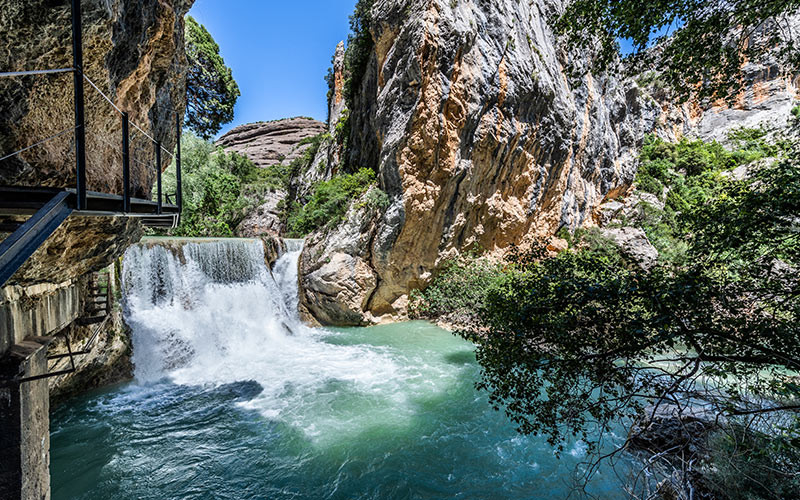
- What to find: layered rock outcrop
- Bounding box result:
[300,0,661,324]
[216,118,326,169]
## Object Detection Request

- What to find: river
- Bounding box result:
[50,238,627,499]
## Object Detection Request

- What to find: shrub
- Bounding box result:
[358,186,390,210]
[285,168,377,237]
[632,132,784,266]
[409,256,505,321]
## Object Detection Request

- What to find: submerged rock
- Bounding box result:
[628,404,723,456]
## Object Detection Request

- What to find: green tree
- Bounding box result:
[343,0,375,108]
[160,132,255,237]
[184,16,240,139]
[458,156,800,493]
[555,0,800,102]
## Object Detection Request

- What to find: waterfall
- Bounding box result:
[121,237,399,419]
[273,239,304,318]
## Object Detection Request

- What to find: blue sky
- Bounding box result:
[188,0,358,138]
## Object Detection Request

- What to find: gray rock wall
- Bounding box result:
[300,0,661,324]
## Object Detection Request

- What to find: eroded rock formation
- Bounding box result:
[216,118,326,169]
[300,0,662,324]
[217,117,327,238]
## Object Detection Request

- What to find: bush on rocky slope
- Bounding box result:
[630,128,790,267]
[157,133,288,237]
[285,168,379,237]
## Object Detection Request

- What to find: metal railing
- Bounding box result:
[0,0,183,215]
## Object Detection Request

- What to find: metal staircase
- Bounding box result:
[80,271,110,325]
[0,191,74,286]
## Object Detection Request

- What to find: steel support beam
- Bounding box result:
[121,112,131,213]
[71,0,86,210]
[0,192,73,286]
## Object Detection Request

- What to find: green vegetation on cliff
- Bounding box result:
[159,132,305,237]
[556,0,799,102]
[159,133,253,236]
[629,128,783,266]
[285,168,380,237]
[343,0,375,109]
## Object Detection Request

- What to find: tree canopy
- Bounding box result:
[184,16,240,139]
[555,0,800,102]
[448,136,800,494]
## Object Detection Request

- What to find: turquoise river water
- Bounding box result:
[50,239,629,499]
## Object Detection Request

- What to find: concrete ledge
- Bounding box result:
[0,281,80,354]
[0,335,51,500]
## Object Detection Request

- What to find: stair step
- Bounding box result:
[77,316,106,326]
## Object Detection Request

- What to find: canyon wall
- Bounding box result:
[299,1,800,326]
[299,0,661,325]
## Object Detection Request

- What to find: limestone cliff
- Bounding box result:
[646,47,800,144]
[299,0,661,325]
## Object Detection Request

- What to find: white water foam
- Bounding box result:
[122,239,401,432]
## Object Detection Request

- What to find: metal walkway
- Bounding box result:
[0,0,183,289]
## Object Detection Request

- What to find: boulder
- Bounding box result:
[600,227,658,270]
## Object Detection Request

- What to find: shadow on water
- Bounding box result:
[443,350,476,365]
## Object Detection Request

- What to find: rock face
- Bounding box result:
[300,0,661,324]
[8,216,142,286]
[236,189,286,238]
[298,188,385,326]
[0,0,193,287]
[0,0,191,196]
[645,18,800,144]
[216,118,326,169]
